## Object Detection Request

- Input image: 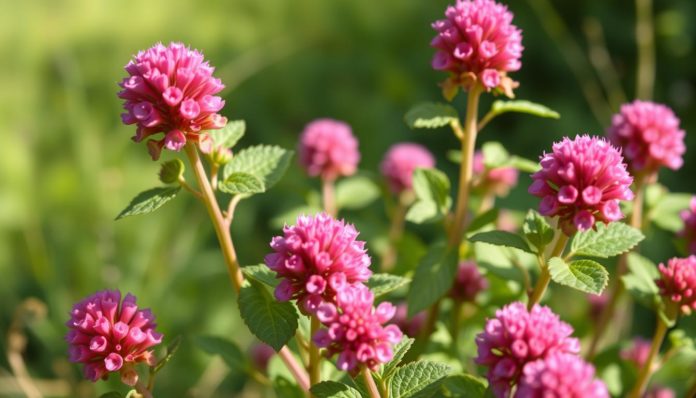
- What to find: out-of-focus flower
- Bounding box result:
[678,197,696,255]
[313,284,402,374]
[118,42,227,160]
[644,386,676,398]
[475,302,580,397]
[607,100,685,177]
[65,290,162,386]
[392,303,427,338]
[656,256,696,316]
[473,151,519,197]
[249,343,275,373]
[264,213,372,316]
[298,119,360,181]
[515,353,609,398]
[587,293,609,323]
[431,0,523,98]
[528,135,634,235]
[450,261,488,302]
[380,143,435,194]
[620,337,652,369]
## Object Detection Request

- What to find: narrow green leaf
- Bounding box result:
[570,222,644,258]
[407,243,458,316]
[218,172,265,194]
[390,360,450,398]
[468,230,533,254]
[503,156,540,173]
[383,337,415,379]
[548,257,609,294]
[622,253,660,309]
[238,279,298,351]
[310,381,363,398]
[366,274,410,297]
[223,145,293,191]
[466,208,499,234]
[195,335,248,374]
[522,210,554,254]
[241,264,279,287]
[335,175,380,210]
[405,102,459,129]
[441,373,487,398]
[154,335,182,373]
[481,142,509,168]
[212,119,246,148]
[158,158,185,184]
[116,186,180,220]
[490,100,560,119]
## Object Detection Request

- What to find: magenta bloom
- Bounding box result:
[380,143,436,194]
[656,256,696,315]
[313,284,403,374]
[450,261,488,302]
[298,119,360,181]
[65,290,162,385]
[118,42,227,160]
[587,293,608,323]
[515,353,609,398]
[528,135,634,235]
[620,337,652,368]
[392,303,427,338]
[475,302,580,397]
[431,0,523,96]
[473,151,519,197]
[249,343,275,373]
[645,387,676,398]
[678,197,696,255]
[265,213,372,316]
[607,100,685,176]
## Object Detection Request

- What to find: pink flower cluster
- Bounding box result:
[528,135,634,235]
[515,353,609,398]
[313,283,403,374]
[298,119,360,181]
[679,197,696,255]
[473,151,519,197]
[119,42,227,160]
[450,261,488,302]
[65,290,162,385]
[475,302,580,397]
[655,256,696,315]
[392,303,427,337]
[620,337,652,368]
[380,143,435,194]
[607,100,686,176]
[431,0,523,96]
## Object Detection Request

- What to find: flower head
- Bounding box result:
[475,302,580,397]
[607,100,685,176]
[431,0,523,97]
[298,119,360,181]
[656,256,696,315]
[678,197,696,255]
[65,290,162,385]
[313,284,403,374]
[118,42,227,160]
[620,337,652,368]
[450,261,488,302]
[645,387,676,398]
[473,151,519,197]
[380,143,436,194]
[515,353,609,398]
[265,213,372,316]
[587,292,609,324]
[528,135,634,235]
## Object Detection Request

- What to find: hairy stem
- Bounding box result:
[528,232,569,309]
[361,367,382,398]
[628,316,668,398]
[308,316,322,386]
[635,0,655,100]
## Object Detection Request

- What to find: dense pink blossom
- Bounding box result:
[475,302,580,397]
[380,143,435,194]
[265,213,372,316]
[450,261,488,302]
[645,387,676,398]
[515,353,609,398]
[655,256,696,315]
[431,0,523,96]
[118,42,227,160]
[473,151,519,197]
[607,100,685,176]
[392,303,427,337]
[678,197,696,255]
[620,337,652,368]
[298,119,360,181]
[313,284,402,374]
[65,290,162,385]
[528,135,634,235]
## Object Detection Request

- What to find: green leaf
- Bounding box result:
[407,243,458,316]
[383,337,415,379]
[440,373,487,398]
[468,230,533,254]
[115,186,180,220]
[310,381,363,398]
[406,201,441,224]
[273,376,306,398]
[212,120,246,148]
[367,274,410,297]
[124,391,139,398]
[336,175,380,210]
[622,253,660,309]
[570,222,644,258]
[548,257,609,294]
[218,172,265,194]
[99,393,123,398]
[466,208,499,234]
[650,192,692,232]
[158,158,185,184]
[522,210,554,254]
[241,264,279,288]
[238,279,298,351]
[390,360,450,398]
[195,335,248,374]
[223,145,293,191]
[154,335,182,373]
[489,100,560,120]
[503,156,540,173]
[407,168,451,224]
[481,142,509,168]
[405,102,459,129]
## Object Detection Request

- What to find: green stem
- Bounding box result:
[449,301,463,351]
[528,231,569,309]
[382,194,408,271]
[627,316,668,398]
[322,177,337,217]
[361,367,382,398]
[308,316,321,386]
[635,0,655,100]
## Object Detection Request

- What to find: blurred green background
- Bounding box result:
[1,0,695,396]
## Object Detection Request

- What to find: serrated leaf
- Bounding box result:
[481,142,509,168]
[383,337,415,379]
[212,120,246,148]
[405,102,459,129]
[570,222,644,258]
[154,335,182,373]
[238,279,298,351]
[407,243,458,316]
[622,253,659,309]
[548,257,608,294]
[489,100,560,120]
[367,274,410,297]
[466,208,499,234]
[195,335,248,374]
[218,172,265,194]
[468,230,533,254]
[522,210,554,254]
[390,361,450,398]
[650,192,692,232]
[406,201,441,224]
[158,158,185,184]
[116,186,180,220]
[336,175,380,210]
[440,373,487,398]
[310,381,363,398]
[223,145,293,192]
[241,264,279,287]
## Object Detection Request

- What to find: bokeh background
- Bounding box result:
[1,0,695,396]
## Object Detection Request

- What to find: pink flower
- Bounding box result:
[380,143,436,194]
[475,302,580,397]
[264,213,372,316]
[298,119,360,181]
[450,261,488,302]
[587,292,609,323]
[515,353,609,398]
[392,303,427,337]
[431,0,523,96]
[313,284,403,374]
[607,100,685,176]
[473,151,519,197]
[249,343,275,373]
[645,387,676,398]
[118,42,227,160]
[678,197,696,255]
[656,256,696,315]
[528,135,634,235]
[620,337,652,368]
[65,290,162,386]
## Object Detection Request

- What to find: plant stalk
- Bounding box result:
[361,367,382,398]
[381,194,408,271]
[627,316,668,398]
[528,231,569,309]
[322,177,337,217]
[635,0,655,100]
[308,316,322,386]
